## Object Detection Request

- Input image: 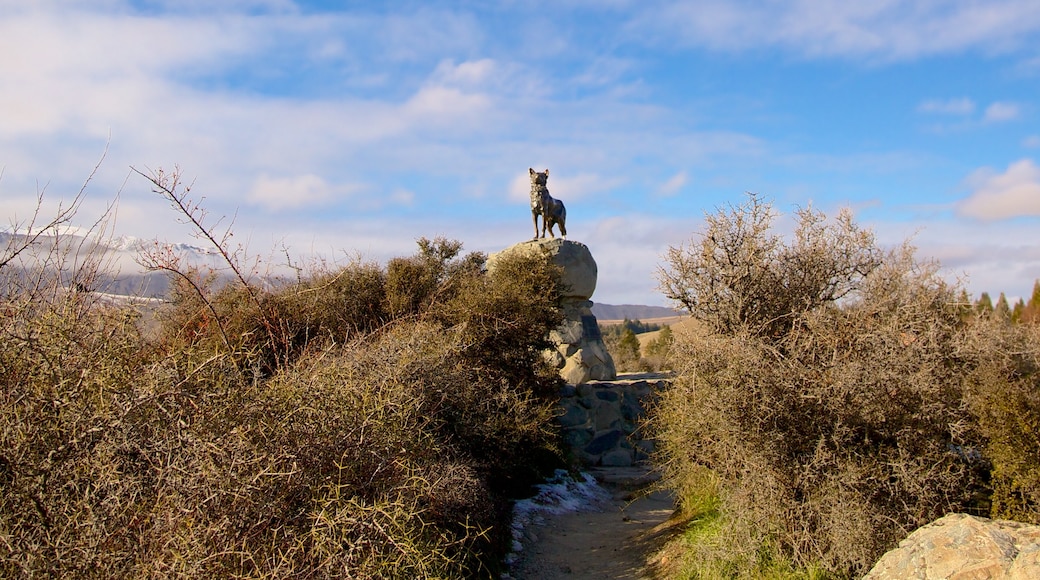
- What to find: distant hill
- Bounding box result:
[591,303,681,321]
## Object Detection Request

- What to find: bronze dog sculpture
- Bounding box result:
[529,168,567,239]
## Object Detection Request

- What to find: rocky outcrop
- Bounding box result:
[556,376,667,467]
[487,238,615,384]
[489,237,597,300]
[865,513,1040,580]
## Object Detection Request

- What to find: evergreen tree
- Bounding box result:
[1012,298,1026,324]
[1025,280,1040,323]
[644,325,674,359]
[956,288,974,321]
[976,292,994,315]
[619,327,641,361]
[995,292,1011,321]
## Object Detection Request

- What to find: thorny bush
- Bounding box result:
[651,194,1037,577]
[1,171,566,578]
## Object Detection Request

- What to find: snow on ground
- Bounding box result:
[504,469,611,568]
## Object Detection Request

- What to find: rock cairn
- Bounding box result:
[487,238,616,384]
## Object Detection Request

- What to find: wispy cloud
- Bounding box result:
[248,174,365,211]
[918,98,1023,130]
[656,171,688,196]
[918,98,975,115]
[958,159,1040,220]
[983,101,1021,122]
[507,170,624,204]
[627,0,1040,60]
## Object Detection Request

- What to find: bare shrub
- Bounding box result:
[432,247,564,398]
[658,193,880,338]
[427,250,566,497]
[653,196,986,577]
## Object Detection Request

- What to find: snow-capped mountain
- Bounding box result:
[108,234,221,256]
[0,229,247,298]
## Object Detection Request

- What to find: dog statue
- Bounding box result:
[529,168,567,239]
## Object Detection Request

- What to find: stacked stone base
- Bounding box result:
[545,299,616,384]
[556,376,668,467]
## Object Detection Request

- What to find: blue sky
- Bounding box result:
[2,0,1040,306]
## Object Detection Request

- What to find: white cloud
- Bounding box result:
[507,169,625,205]
[958,159,1040,220]
[405,85,492,120]
[248,174,337,211]
[552,172,626,202]
[389,189,416,206]
[983,101,1021,122]
[918,98,975,115]
[656,171,688,196]
[432,59,497,88]
[509,171,535,204]
[871,216,1040,304]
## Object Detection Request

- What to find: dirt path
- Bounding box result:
[505,467,677,580]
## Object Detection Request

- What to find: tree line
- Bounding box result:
[969,281,1040,323]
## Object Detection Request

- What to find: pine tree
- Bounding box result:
[644,325,674,358]
[956,289,974,321]
[1025,280,1040,323]
[1012,298,1026,324]
[620,328,641,359]
[995,292,1011,321]
[976,292,994,315]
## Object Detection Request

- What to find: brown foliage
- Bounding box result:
[653,197,991,576]
[1,174,565,578]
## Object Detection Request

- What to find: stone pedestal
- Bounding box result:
[488,238,616,384]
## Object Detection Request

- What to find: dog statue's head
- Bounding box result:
[529,167,549,189]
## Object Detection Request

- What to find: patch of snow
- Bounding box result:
[503,469,610,568]
[91,291,166,305]
[110,235,146,252]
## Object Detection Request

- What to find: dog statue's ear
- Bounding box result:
[529,168,535,175]
[545,168,550,175]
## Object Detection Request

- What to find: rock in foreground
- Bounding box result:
[864,513,1040,579]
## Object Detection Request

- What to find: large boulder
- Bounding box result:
[488,239,615,384]
[488,238,597,300]
[864,513,1040,579]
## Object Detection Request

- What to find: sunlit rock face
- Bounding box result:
[488,238,616,384]
[864,513,1040,580]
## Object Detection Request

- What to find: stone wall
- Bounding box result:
[556,375,669,467]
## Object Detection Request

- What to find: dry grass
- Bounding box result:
[598,315,688,328]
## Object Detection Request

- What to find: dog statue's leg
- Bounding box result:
[532,210,540,239]
[558,203,567,238]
